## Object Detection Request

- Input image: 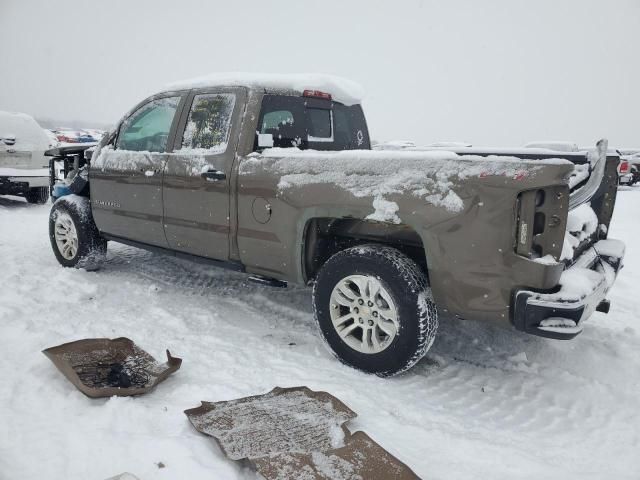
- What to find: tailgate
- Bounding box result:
[0,148,33,170]
[562,140,619,263]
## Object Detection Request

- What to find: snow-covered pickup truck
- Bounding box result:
[47,74,625,376]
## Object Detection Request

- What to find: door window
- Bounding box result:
[180,93,236,153]
[117,97,180,152]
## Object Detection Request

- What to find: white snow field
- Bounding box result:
[1,189,639,480]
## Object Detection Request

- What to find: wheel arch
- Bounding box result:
[301,217,430,284]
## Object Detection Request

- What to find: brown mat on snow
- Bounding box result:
[43,337,182,398]
[184,386,420,479]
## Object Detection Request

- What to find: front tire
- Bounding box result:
[25,186,49,204]
[49,195,106,270]
[313,244,438,377]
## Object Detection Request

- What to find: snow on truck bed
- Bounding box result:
[241,148,571,222]
[162,73,365,106]
[0,189,639,479]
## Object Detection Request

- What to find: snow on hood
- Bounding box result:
[161,73,365,106]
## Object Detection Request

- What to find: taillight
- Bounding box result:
[620,160,630,174]
[303,89,332,100]
[515,186,569,260]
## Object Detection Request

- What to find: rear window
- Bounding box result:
[255,95,369,151]
[307,108,332,141]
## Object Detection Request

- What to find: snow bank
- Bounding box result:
[162,73,365,106]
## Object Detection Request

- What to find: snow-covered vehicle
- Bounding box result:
[524,140,580,152]
[0,111,51,203]
[47,73,625,376]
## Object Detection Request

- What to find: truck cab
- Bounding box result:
[89,80,370,264]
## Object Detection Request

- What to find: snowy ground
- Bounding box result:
[0,190,639,480]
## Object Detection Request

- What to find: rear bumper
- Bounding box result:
[0,176,30,195]
[513,238,625,339]
[0,175,49,194]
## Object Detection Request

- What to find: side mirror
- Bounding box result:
[85,148,94,161]
[2,135,16,146]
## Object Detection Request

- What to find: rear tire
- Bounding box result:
[25,186,49,204]
[313,244,438,377]
[49,195,106,270]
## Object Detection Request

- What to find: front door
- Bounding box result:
[91,95,183,247]
[162,88,245,260]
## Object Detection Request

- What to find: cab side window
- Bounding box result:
[117,97,180,153]
[255,95,369,151]
[180,93,236,152]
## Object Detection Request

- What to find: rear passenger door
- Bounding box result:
[91,94,184,247]
[162,87,246,260]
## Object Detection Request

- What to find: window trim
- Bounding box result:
[170,87,245,155]
[178,92,237,154]
[307,109,334,143]
[114,92,187,153]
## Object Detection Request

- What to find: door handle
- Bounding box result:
[201,170,226,181]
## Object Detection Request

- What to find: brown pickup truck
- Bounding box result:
[48,74,625,376]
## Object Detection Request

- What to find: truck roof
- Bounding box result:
[160,72,365,106]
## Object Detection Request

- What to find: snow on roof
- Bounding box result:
[0,110,50,147]
[162,72,365,106]
[524,141,580,152]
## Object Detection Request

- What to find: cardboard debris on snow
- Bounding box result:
[184,386,420,479]
[43,337,182,398]
[253,430,420,480]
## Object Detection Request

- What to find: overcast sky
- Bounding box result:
[1,0,638,147]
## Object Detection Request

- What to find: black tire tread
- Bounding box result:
[313,244,438,376]
[49,195,106,270]
[25,186,49,204]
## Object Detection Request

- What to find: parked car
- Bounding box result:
[618,158,634,185]
[43,129,60,149]
[0,110,51,203]
[47,74,624,376]
[53,129,99,144]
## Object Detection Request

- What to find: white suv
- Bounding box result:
[0,111,51,203]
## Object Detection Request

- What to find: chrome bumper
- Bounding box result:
[513,239,625,339]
